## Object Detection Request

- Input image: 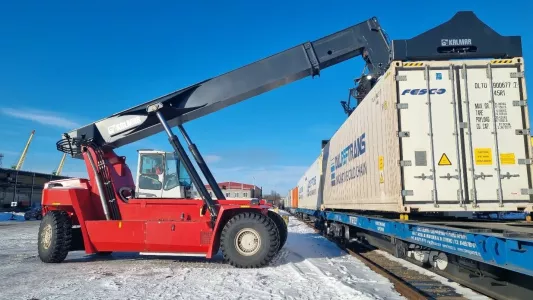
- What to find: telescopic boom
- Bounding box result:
[62,17,391,154]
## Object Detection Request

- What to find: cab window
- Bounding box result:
[163,153,192,190]
[138,154,164,190]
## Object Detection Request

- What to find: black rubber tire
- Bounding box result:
[220,212,280,268]
[268,211,288,250]
[38,210,72,263]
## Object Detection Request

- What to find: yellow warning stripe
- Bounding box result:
[403,62,424,67]
[491,59,514,64]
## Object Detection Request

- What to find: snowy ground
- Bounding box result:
[0,214,405,300]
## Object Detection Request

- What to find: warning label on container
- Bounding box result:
[378,156,384,171]
[438,153,452,166]
[500,153,516,165]
[379,173,384,184]
[474,148,493,165]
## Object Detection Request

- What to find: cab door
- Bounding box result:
[160,152,190,199]
[136,153,164,198]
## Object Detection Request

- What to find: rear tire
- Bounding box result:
[38,210,72,263]
[268,211,288,250]
[220,212,280,268]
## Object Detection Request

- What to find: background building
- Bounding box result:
[0,168,71,211]
[196,181,262,199]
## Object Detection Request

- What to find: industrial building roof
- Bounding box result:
[205,181,260,190]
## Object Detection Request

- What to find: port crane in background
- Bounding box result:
[12,130,35,170]
[52,153,67,175]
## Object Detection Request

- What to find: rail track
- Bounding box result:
[295,216,486,300]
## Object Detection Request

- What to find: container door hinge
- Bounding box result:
[474,173,493,180]
[414,173,434,180]
[399,160,412,167]
[518,158,533,165]
[397,103,408,109]
[500,172,519,179]
[401,190,414,196]
[521,189,533,195]
[395,75,407,81]
[457,189,464,203]
[398,131,410,138]
[516,129,530,135]
[510,72,524,78]
[513,100,527,107]
[459,122,468,129]
[439,173,459,180]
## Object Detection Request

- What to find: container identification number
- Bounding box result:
[473,81,514,130]
[474,81,518,96]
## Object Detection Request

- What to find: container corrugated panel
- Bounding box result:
[297,154,323,209]
[319,57,533,213]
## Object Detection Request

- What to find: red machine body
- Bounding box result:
[41,148,271,259]
[37,15,390,266]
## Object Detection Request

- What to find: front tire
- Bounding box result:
[38,210,72,263]
[268,211,288,250]
[220,212,280,268]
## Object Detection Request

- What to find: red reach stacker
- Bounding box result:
[37,15,392,267]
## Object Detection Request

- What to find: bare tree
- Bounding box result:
[263,190,281,205]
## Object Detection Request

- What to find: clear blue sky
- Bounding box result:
[1,0,532,195]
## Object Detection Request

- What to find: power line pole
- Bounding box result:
[0,153,3,168]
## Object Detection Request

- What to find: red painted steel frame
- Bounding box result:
[41,147,270,258]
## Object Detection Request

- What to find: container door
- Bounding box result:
[397,65,465,205]
[459,61,531,205]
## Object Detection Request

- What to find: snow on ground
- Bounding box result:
[0,215,404,300]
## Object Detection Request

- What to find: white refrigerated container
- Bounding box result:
[296,154,323,210]
[319,57,533,213]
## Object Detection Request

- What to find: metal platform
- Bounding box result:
[293,208,533,277]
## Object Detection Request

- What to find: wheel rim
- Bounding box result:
[234,228,261,256]
[41,224,52,249]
